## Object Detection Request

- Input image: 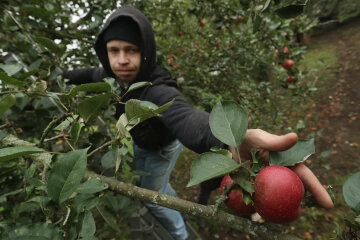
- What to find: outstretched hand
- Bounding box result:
[228,129,334,209]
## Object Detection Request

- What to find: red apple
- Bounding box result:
[282,59,294,69]
[178,31,183,36]
[220,174,256,215]
[215,42,220,47]
[235,16,243,24]
[281,46,290,54]
[286,76,295,83]
[199,19,206,26]
[253,165,304,224]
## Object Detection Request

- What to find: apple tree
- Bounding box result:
[0,0,335,239]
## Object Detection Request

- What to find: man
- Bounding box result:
[63,6,333,240]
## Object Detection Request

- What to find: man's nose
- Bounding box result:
[118,51,129,64]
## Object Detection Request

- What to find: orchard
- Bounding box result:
[1,0,360,239]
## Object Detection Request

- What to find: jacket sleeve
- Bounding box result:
[62,67,108,85]
[146,85,225,154]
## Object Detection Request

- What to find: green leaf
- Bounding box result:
[96,206,121,233]
[113,145,122,174]
[0,63,22,76]
[116,113,131,138]
[210,147,232,158]
[28,196,51,207]
[127,81,151,93]
[54,114,79,131]
[77,178,108,194]
[209,101,248,147]
[19,69,39,80]
[0,94,16,116]
[275,4,305,19]
[34,36,65,56]
[77,94,111,123]
[45,92,68,112]
[80,211,96,237]
[231,167,254,193]
[261,0,272,12]
[71,121,85,144]
[125,99,173,126]
[269,138,315,166]
[0,146,44,162]
[103,77,121,94]
[80,236,98,240]
[0,72,26,88]
[343,172,360,214]
[4,222,62,240]
[101,150,116,169]
[47,148,88,203]
[253,14,262,32]
[66,82,112,98]
[187,153,240,187]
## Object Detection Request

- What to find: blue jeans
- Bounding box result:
[133,139,188,240]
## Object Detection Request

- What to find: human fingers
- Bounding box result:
[290,163,334,209]
[244,129,298,152]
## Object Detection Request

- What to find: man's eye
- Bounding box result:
[109,49,118,53]
[129,48,139,53]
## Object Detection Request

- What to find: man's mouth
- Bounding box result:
[115,69,134,74]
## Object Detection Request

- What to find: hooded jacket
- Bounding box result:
[63,6,225,153]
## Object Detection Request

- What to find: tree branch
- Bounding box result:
[1,134,301,240]
[84,171,301,240]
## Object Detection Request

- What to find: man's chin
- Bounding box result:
[117,77,136,87]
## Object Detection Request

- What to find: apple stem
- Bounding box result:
[236,148,242,164]
[213,182,237,214]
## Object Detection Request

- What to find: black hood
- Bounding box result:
[94,6,157,83]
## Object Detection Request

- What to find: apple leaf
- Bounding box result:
[3,222,62,240]
[0,94,16,116]
[209,101,248,148]
[0,72,26,88]
[70,121,85,144]
[269,138,315,166]
[343,172,360,214]
[230,167,255,193]
[0,63,22,76]
[77,178,108,194]
[77,94,111,123]
[79,211,96,237]
[187,153,240,187]
[96,206,121,233]
[0,146,44,162]
[127,81,151,93]
[47,148,88,203]
[66,82,112,98]
[125,99,174,126]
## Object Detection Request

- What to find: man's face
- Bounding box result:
[106,40,141,87]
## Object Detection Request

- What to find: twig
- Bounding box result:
[69,7,96,30]
[2,114,17,136]
[0,123,11,129]
[38,113,71,147]
[44,133,68,143]
[63,137,75,151]
[87,139,119,158]
[317,19,339,27]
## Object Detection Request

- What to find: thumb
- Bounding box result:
[246,129,298,152]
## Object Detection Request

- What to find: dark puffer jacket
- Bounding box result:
[63,6,225,153]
